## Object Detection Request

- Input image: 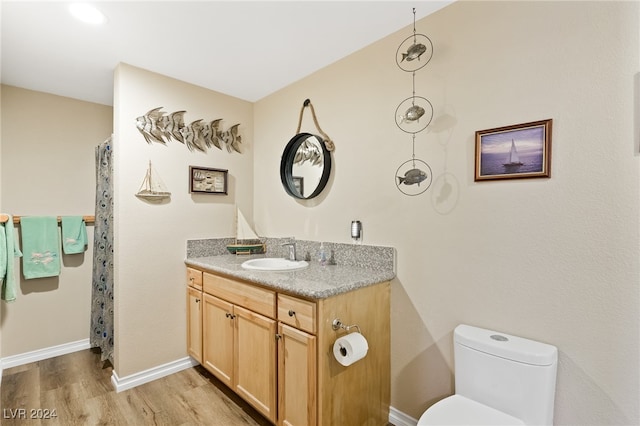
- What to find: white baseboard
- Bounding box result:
[389,406,419,426]
[111,356,199,393]
[0,338,91,370]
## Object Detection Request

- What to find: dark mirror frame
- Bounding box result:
[280,132,332,200]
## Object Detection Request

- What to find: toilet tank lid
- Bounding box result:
[454,324,558,366]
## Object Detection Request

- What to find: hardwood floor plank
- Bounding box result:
[2,367,41,409]
[2,349,270,426]
[40,381,87,423]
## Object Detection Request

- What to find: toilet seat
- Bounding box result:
[417,395,525,425]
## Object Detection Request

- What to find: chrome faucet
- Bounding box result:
[281,240,297,261]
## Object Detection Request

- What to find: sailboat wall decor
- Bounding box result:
[136,161,171,201]
[226,207,265,255]
[474,119,553,181]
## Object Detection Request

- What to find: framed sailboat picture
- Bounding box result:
[189,166,228,194]
[475,119,552,181]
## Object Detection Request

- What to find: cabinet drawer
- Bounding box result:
[187,267,203,290]
[203,272,276,319]
[277,294,316,334]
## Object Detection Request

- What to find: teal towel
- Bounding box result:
[61,216,87,254]
[1,215,23,301]
[21,216,61,280]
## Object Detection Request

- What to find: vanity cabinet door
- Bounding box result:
[234,305,277,423]
[186,286,203,363]
[202,293,234,388]
[278,323,317,426]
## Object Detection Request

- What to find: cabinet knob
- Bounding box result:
[275,333,282,340]
[195,298,200,303]
[288,310,296,317]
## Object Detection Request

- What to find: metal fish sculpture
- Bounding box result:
[397,168,428,186]
[135,107,243,154]
[180,120,207,152]
[294,139,323,166]
[399,105,425,123]
[201,119,223,150]
[221,124,242,153]
[159,110,186,143]
[401,43,427,62]
[136,107,166,144]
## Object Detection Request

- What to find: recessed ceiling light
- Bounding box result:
[69,3,106,25]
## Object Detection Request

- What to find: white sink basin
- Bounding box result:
[241,258,309,272]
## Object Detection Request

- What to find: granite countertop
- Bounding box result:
[185,254,396,299]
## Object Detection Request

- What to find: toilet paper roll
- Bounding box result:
[333,332,368,366]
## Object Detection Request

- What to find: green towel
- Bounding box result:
[61,216,87,254]
[21,216,61,280]
[1,215,23,301]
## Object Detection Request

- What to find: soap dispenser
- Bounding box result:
[318,243,327,266]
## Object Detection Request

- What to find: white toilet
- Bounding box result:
[418,324,558,426]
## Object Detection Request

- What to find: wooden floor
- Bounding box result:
[1,348,272,425]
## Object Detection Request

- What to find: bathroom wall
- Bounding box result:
[0,85,112,356]
[254,1,639,424]
[112,63,254,377]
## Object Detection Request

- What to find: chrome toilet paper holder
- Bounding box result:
[332,318,361,334]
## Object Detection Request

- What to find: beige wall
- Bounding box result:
[112,63,254,377]
[0,85,112,356]
[254,1,639,424]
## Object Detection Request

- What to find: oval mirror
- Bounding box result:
[280,133,332,199]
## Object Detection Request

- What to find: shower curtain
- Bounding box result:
[91,137,114,363]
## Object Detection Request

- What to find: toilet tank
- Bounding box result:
[454,324,558,426]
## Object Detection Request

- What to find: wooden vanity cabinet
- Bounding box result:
[188,266,390,426]
[202,293,234,387]
[201,272,277,423]
[186,268,203,363]
[277,293,318,426]
[278,322,317,426]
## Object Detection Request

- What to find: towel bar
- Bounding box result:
[0,215,95,225]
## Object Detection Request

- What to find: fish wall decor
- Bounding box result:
[135,107,242,154]
[393,8,435,197]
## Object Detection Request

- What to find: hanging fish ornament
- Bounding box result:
[401,42,427,62]
[397,168,428,186]
[394,9,434,197]
[399,104,425,123]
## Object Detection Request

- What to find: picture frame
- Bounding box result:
[189,166,228,194]
[292,176,304,197]
[475,119,552,181]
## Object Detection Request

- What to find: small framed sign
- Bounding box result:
[189,166,228,194]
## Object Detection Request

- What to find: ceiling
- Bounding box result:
[1,1,452,106]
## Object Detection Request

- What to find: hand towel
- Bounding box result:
[1,215,23,301]
[21,216,61,280]
[61,216,87,254]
